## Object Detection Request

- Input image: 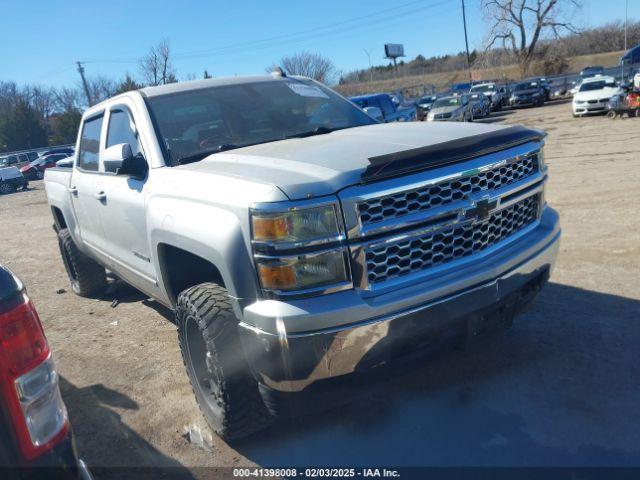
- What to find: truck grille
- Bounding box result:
[358,154,538,225]
[364,194,539,284]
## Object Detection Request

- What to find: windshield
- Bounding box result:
[471,84,494,92]
[581,68,603,77]
[432,97,460,108]
[419,96,436,104]
[515,82,538,91]
[146,80,376,165]
[580,80,616,91]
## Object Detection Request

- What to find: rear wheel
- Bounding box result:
[177,283,273,440]
[57,228,107,297]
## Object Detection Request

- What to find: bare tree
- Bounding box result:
[54,87,82,113]
[86,75,116,105]
[482,0,582,77]
[267,52,336,84]
[139,39,177,86]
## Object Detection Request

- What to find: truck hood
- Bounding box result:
[428,106,462,116]
[177,122,515,200]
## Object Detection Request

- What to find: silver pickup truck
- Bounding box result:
[44,74,560,440]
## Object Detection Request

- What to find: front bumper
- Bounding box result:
[511,97,540,106]
[573,102,607,114]
[239,207,560,393]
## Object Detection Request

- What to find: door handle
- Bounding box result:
[68,186,78,195]
[94,191,106,201]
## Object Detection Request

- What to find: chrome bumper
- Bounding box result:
[239,208,560,393]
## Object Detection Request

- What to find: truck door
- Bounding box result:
[69,113,110,263]
[95,105,157,294]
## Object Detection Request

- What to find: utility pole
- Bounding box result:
[363,48,374,82]
[461,0,472,83]
[76,61,92,107]
[622,0,628,81]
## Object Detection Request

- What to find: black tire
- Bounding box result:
[36,170,44,180]
[57,228,107,297]
[177,283,272,440]
[0,182,16,195]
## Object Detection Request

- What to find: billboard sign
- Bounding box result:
[384,44,405,59]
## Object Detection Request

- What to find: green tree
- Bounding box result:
[115,74,143,94]
[50,110,82,145]
[0,98,47,151]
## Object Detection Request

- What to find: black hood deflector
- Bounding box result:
[362,125,545,183]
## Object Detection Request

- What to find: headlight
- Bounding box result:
[251,204,341,244]
[250,201,351,296]
[255,249,350,292]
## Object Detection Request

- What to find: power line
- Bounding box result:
[80,0,450,65]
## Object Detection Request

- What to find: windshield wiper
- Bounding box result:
[285,126,337,139]
[176,144,240,165]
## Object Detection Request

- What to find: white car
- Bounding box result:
[572,76,619,117]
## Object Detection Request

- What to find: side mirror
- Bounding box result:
[103,143,132,174]
[363,106,384,122]
[103,143,147,178]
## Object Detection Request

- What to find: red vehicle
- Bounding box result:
[0,265,91,479]
[20,154,69,181]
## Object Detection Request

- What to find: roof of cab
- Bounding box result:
[139,74,298,98]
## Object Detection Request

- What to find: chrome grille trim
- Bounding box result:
[358,151,538,226]
[338,140,546,291]
[364,194,540,285]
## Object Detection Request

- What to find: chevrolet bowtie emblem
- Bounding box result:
[465,199,498,221]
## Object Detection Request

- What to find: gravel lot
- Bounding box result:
[1,100,638,477]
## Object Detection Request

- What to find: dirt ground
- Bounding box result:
[1,101,639,478]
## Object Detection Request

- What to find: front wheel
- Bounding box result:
[177,283,273,440]
[36,170,44,180]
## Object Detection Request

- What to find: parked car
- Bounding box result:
[39,147,74,158]
[416,95,438,120]
[350,93,416,122]
[0,166,28,194]
[26,151,39,162]
[45,74,559,441]
[426,94,473,121]
[509,81,546,107]
[468,92,491,118]
[20,153,70,180]
[0,265,91,478]
[56,155,75,169]
[580,66,605,79]
[0,155,29,169]
[572,75,619,117]
[469,83,504,111]
[525,77,550,101]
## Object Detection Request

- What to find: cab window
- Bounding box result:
[78,115,104,171]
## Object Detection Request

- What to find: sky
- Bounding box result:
[0,0,636,88]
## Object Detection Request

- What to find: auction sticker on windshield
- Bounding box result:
[286,83,329,98]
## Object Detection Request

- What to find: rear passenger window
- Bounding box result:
[78,115,103,171]
[106,110,142,157]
